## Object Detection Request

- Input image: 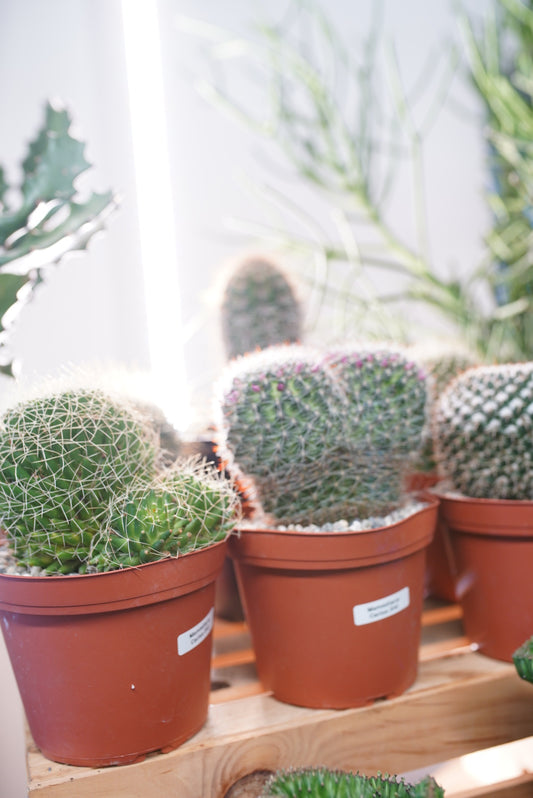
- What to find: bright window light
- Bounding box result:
[121,0,189,431]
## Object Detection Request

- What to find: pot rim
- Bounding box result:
[0,537,228,615]
[433,490,533,537]
[229,496,439,570]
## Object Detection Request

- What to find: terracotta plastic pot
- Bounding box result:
[0,539,227,767]
[437,493,533,662]
[229,498,438,708]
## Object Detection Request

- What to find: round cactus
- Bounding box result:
[215,343,429,526]
[433,362,533,499]
[263,767,443,797]
[89,458,241,572]
[220,255,302,360]
[513,637,533,684]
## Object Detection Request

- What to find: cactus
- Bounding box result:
[220,255,302,360]
[90,457,241,572]
[215,343,428,526]
[408,343,478,473]
[0,388,159,573]
[513,636,533,684]
[433,362,533,499]
[263,767,444,797]
[0,100,117,376]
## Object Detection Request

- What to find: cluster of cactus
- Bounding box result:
[433,362,533,499]
[263,767,443,797]
[0,100,116,376]
[220,255,302,361]
[513,636,533,684]
[0,386,239,574]
[215,343,428,526]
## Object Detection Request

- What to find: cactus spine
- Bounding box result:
[220,256,302,360]
[433,362,533,499]
[263,768,444,797]
[216,343,428,526]
[0,387,239,574]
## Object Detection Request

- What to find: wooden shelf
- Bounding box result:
[26,601,533,797]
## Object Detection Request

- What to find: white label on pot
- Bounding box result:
[353,587,410,626]
[177,607,214,656]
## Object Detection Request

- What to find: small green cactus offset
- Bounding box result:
[513,636,533,684]
[433,362,533,499]
[215,343,428,526]
[220,255,302,360]
[0,386,239,574]
[263,767,444,797]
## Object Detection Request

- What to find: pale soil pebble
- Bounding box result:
[0,543,44,576]
[244,499,428,532]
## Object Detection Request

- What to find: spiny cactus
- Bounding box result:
[263,767,444,797]
[215,343,428,526]
[90,458,240,572]
[0,388,159,573]
[220,255,302,360]
[513,636,533,684]
[408,343,478,473]
[0,100,117,376]
[433,362,533,499]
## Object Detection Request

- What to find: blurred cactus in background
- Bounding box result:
[513,636,533,684]
[215,343,428,526]
[220,255,302,360]
[0,99,117,376]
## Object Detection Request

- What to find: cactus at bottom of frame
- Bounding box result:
[263,768,444,797]
[433,362,533,499]
[88,458,241,572]
[513,637,533,684]
[220,255,302,360]
[0,387,160,574]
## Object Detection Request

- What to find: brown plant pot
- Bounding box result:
[0,539,227,767]
[229,497,438,708]
[406,472,457,603]
[437,493,533,662]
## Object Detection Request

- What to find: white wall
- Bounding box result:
[0,1,491,795]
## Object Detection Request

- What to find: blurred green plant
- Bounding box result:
[0,100,117,376]
[181,0,533,362]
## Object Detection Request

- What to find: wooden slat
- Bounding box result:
[451,771,533,798]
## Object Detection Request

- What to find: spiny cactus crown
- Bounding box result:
[216,343,428,526]
[220,256,302,360]
[513,637,533,684]
[264,768,444,797]
[433,362,533,499]
[0,388,239,574]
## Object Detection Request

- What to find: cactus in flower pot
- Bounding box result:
[0,381,240,766]
[432,362,533,661]
[263,767,444,798]
[214,342,439,708]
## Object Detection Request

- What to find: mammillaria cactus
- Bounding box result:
[263,767,444,797]
[433,362,533,499]
[0,386,239,574]
[220,255,302,360]
[215,343,428,526]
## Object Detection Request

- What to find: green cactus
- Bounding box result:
[433,362,533,499]
[0,388,159,573]
[0,387,240,574]
[263,768,444,797]
[409,343,478,473]
[216,343,428,526]
[0,100,117,376]
[513,636,533,684]
[220,256,302,360]
[90,458,240,571]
